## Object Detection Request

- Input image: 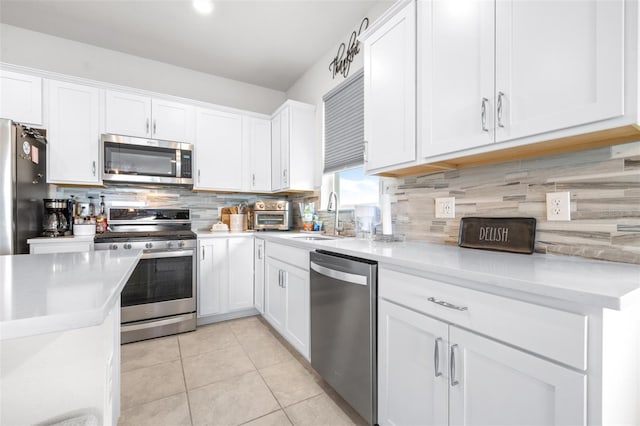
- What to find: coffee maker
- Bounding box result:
[43,198,74,237]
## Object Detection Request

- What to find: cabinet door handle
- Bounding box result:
[497,91,505,128]
[434,337,443,377]
[252,173,256,187]
[450,344,459,386]
[92,161,96,176]
[146,118,150,134]
[481,98,489,132]
[198,169,201,183]
[278,270,282,287]
[257,246,261,260]
[153,119,157,135]
[282,271,287,288]
[428,297,468,311]
[202,246,205,260]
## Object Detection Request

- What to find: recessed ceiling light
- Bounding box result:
[193,0,214,15]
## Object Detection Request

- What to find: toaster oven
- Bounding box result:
[254,200,291,231]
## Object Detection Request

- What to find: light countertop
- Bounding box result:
[27,235,95,244]
[196,230,256,238]
[255,232,640,310]
[0,250,141,340]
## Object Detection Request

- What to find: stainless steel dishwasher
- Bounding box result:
[310,249,377,425]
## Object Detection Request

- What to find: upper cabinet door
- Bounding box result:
[104,90,151,138]
[0,70,43,125]
[420,0,495,159]
[449,326,586,426]
[363,1,416,172]
[47,80,101,185]
[247,117,272,192]
[151,98,194,142]
[271,112,283,191]
[194,107,243,191]
[495,0,624,142]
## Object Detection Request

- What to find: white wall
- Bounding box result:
[286,1,393,188]
[0,24,286,114]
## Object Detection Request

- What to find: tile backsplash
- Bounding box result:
[51,186,268,232]
[52,140,639,264]
[387,141,640,264]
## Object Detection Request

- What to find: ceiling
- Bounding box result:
[0,0,384,91]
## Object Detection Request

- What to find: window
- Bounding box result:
[321,69,379,210]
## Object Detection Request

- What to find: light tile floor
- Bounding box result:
[118,315,367,426]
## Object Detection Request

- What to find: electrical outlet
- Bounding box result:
[546,192,571,221]
[435,197,455,218]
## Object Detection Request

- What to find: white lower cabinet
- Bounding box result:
[449,326,586,426]
[254,239,265,313]
[198,236,254,319]
[263,242,310,359]
[378,266,588,426]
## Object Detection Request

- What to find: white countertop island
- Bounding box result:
[0,250,141,426]
[0,250,141,340]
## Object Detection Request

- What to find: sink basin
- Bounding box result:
[292,235,336,241]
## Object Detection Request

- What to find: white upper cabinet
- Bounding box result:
[105,90,193,142]
[271,100,315,192]
[46,80,101,185]
[193,107,243,191]
[494,0,624,142]
[0,70,43,125]
[420,0,626,160]
[420,0,495,157]
[362,1,416,173]
[104,91,151,138]
[245,116,272,192]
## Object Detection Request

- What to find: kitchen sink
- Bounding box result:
[292,235,337,241]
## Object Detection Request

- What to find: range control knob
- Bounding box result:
[145,242,153,249]
[124,243,132,250]
[166,241,173,248]
[110,244,118,250]
[178,241,185,248]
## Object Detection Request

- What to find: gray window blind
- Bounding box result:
[323,68,364,173]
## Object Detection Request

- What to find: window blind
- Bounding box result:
[323,68,364,173]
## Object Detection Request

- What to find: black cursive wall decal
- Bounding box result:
[329,17,369,79]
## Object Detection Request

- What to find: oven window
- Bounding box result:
[121,255,193,307]
[104,142,177,177]
[256,214,285,225]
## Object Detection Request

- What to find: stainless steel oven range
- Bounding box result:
[94,208,196,343]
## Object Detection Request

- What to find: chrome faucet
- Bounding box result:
[327,191,343,236]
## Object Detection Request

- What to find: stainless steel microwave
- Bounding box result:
[101,134,193,186]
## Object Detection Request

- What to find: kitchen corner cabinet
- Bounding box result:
[105,90,194,142]
[419,0,625,159]
[271,101,315,192]
[193,108,243,191]
[254,238,265,313]
[0,70,43,125]
[264,242,310,359]
[198,236,254,318]
[244,116,272,192]
[378,267,589,426]
[361,1,416,174]
[46,80,102,185]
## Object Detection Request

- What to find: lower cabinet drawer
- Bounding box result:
[379,267,587,370]
[266,242,310,271]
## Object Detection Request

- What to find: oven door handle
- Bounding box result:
[141,249,194,260]
[121,313,194,333]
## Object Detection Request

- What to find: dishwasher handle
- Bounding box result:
[310,261,368,286]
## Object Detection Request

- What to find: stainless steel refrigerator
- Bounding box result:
[0,118,48,255]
